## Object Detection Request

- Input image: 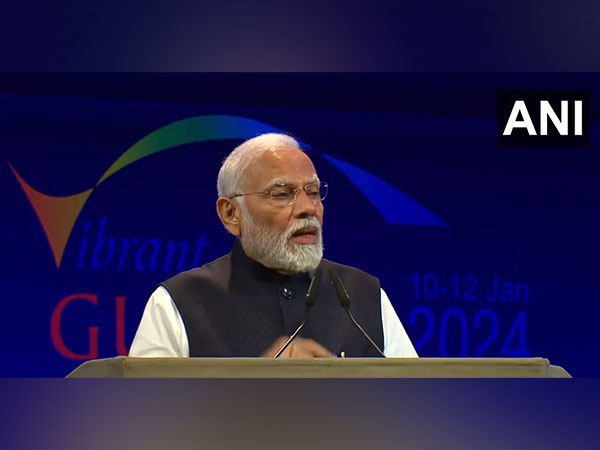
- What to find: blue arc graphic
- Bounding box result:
[320,153,445,226]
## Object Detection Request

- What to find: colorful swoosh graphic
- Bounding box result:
[8,115,445,268]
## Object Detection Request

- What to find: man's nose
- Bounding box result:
[292,190,318,218]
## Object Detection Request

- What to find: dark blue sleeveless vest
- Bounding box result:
[161,240,383,357]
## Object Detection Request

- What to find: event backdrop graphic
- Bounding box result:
[1,74,598,376]
[8,115,444,269]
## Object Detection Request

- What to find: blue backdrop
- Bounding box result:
[1,73,598,376]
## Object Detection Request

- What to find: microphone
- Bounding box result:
[329,269,385,357]
[273,269,322,358]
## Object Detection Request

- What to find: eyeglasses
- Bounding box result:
[231,181,328,207]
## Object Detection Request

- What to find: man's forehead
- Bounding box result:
[245,147,318,188]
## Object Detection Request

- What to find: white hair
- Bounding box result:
[217,133,301,198]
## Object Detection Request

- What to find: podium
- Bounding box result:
[67,357,571,378]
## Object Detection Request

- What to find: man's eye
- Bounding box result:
[270,189,293,199]
[306,188,320,198]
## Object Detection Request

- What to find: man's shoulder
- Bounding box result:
[161,253,231,287]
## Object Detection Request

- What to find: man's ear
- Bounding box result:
[216,197,241,236]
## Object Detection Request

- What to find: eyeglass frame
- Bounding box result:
[229,180,328,206]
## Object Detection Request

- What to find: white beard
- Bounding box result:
[240,214,323,273]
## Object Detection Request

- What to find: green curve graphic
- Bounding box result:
[97,115,281,185]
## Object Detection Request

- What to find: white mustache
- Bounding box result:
[285,218,322,241]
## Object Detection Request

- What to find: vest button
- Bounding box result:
[281,287,293,300]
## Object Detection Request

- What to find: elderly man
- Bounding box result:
[129,133,417,358]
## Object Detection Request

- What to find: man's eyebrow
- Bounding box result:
[265,178,294,189]
[265,177,320,189]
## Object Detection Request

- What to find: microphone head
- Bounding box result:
[329,269,350,308]
[305,269,322,307]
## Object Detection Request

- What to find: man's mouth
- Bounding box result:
[289,227,318,244]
